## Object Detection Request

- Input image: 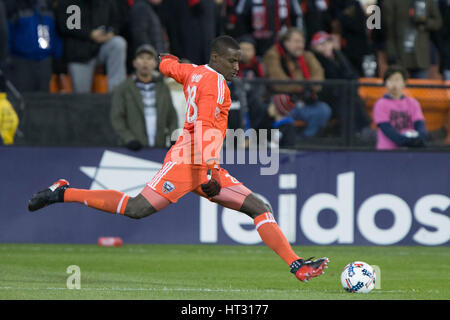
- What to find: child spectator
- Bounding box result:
[373,65,428,150]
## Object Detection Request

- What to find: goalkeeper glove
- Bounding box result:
[201,161,221,198]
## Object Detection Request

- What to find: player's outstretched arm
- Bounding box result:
[158,53,177,61]
[158,54,195,85]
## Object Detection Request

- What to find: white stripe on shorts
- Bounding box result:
[149,162,172,188]
[149,161,177,190]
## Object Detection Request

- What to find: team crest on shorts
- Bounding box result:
[162,181,175,194]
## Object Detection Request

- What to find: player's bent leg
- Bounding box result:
[239,193,329,283]
[28,179,168,220]
[207,184,253,211]
[28,179,132,215]
[239,193,301,264]
[64,188,131,214]
[198,186,302,267]
[239,192,272,219]
[194,171,329,283]
[124,187,171,219]
[123,194,158,219]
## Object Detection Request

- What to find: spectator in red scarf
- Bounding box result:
[262,28,331,137]
[238,35,265,79]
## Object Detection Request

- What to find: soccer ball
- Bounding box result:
[340,261,376,293]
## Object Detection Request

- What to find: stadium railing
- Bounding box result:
[7,77,450,149]
[242,78,450,148]
[358,78,450,132]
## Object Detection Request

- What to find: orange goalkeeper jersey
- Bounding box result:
[159,55,231,165]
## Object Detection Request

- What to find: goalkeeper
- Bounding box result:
[28,36,328,283]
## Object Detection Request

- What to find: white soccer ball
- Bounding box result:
[340,261,376,293]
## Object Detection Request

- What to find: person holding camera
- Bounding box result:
[383,0,442,79]
[263,27,331,138]
[310,31,371,136]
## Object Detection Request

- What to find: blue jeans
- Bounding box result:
[443,70,450,81]
[68,36,127,93]
[408,69,429,79]
[289,101,332,137]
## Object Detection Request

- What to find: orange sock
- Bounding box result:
[64,188,129,215]
[254,212,301,265]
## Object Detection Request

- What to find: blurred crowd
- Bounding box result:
[0,0,449,148]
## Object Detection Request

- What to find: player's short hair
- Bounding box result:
[210,35,240,55]
[383,65,409,83]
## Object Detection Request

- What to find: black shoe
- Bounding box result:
[290,257,329,282]
[28,179,70,212]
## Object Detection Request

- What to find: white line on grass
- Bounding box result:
[0,286,412,294]
[0,286,282,293]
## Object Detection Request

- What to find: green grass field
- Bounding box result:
[0,244,449,300]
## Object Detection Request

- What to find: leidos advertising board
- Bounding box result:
[0,147,448,246]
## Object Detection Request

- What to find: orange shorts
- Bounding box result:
[141,161,249,205]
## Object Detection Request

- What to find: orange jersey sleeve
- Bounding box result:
[158,55,196,85]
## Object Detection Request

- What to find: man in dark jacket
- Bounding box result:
[310,31,371,134]
[331,0,372,76]
[110,44,178,151]
[0,0,7,69]
[55,0,127,92]
[301,0,332,45]
[161,0,216,65]
[128,0,166,55]
[434,0,450,80]
[383,0,442,78]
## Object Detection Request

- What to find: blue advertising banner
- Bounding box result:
[0,146,449,246]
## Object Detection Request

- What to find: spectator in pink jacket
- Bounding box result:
[373,65,428,150]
